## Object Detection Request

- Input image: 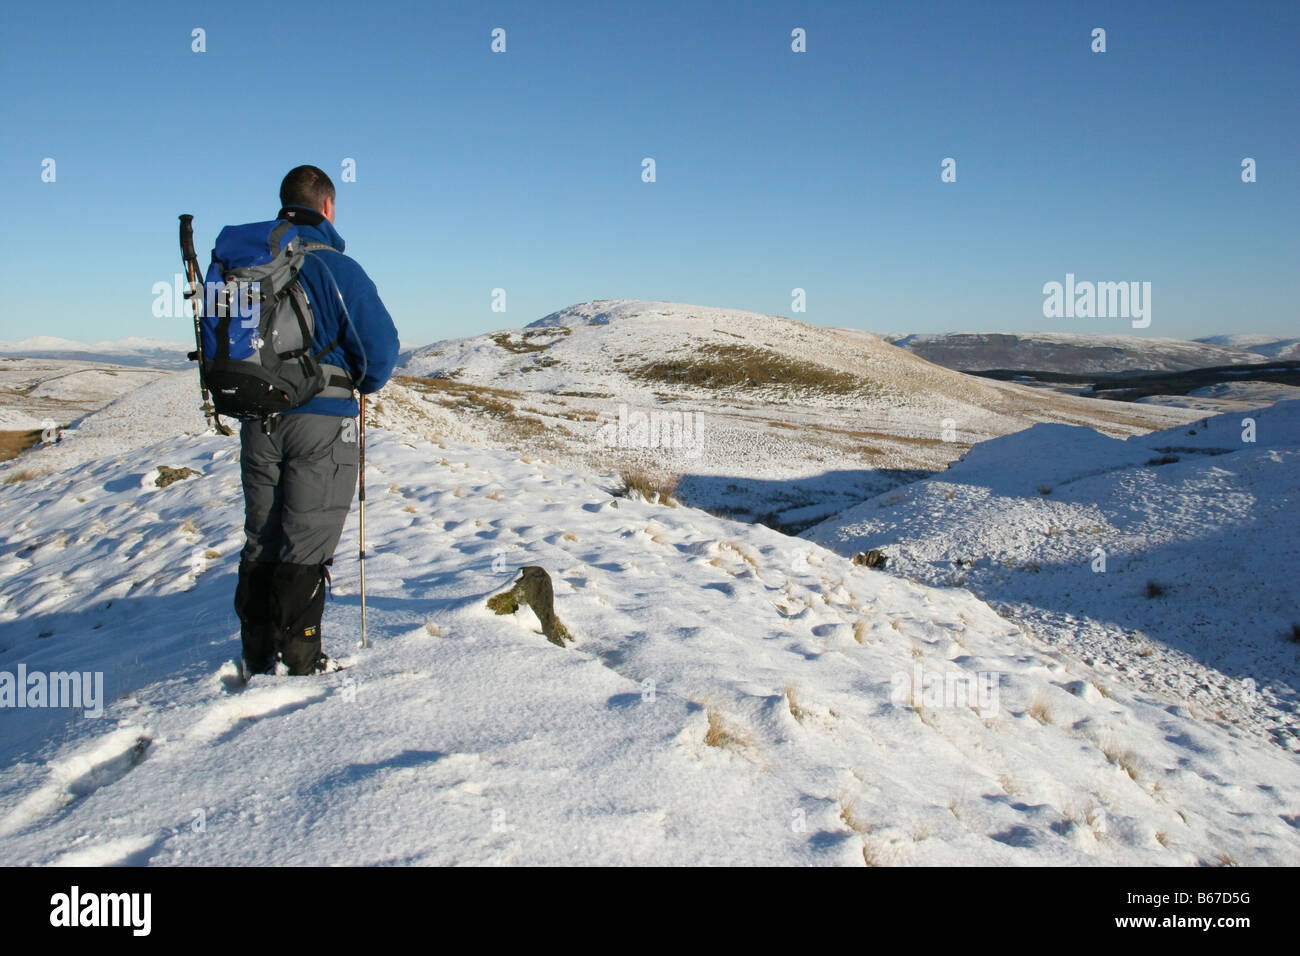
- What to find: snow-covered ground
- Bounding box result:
[1137,381,1300,413]
[0,358,174,440]
[807,401,1300,755]
[1,317,1297,866]
[1,377,1298,865]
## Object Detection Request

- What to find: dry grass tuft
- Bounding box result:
[618,468,680,505]
[703,708,751,752]
[839,799,871,836]
[785,686,809,723]
[1116,750,1142,782]
[1027,694,1054,725]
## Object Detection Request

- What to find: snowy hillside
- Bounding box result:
[1195,335,1300,362]
[2,389,1299,865]
[887,331,1270,374]
[397,301,1195,530]
[0,358,176,437]
[808,401,1300,754]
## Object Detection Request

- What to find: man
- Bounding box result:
[234,165,399,676]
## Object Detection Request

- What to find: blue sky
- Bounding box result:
[0,0,1295,346]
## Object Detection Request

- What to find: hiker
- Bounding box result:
[233,165,400,676]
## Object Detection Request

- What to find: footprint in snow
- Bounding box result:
[193,675,329,745]
[0,727,152,838]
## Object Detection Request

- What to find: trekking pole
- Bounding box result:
[177,215,232,436]
[359,393,368,649]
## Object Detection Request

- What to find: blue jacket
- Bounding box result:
[281,208,399,418]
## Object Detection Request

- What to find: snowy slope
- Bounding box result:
[887,332,1270,374]
[0,370,209,478]
[1196,335,1300,361]
[808,401,1300,754]
[0,358,176,439]
[397,301,1195,529]
[1,395,1298,865]
[1137,381,1300,413]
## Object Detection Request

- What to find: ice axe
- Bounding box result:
[177,214,232,436]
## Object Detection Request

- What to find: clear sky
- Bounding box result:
[0,0,1295,347]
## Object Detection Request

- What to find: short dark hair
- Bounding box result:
[279,165,336,210]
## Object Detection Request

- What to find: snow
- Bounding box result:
[1137,382,1300,413]
[2,370,209,477]
[1195,335,1300,361]
[807,401,1300,754]
[1,384,1298,865]
[0,312,1297,866]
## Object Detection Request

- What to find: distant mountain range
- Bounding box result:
[0,336,192,369]
[884,331,1297,374]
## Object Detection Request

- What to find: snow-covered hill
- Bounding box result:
[887,332,1270,374]
[1195,335,1300,362]
[1,391,1298,865]
[397,301,1195,530]
[807,401,1300,754]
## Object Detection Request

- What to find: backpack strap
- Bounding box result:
[297,242,359,395]
[268,221,297,254]
[299,240,339,254]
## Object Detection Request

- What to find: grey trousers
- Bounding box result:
[240,414,360,565]
[236,413,360,673]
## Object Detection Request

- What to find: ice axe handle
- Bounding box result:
[179,214,197,262]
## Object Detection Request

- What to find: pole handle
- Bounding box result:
[178,214,198,262]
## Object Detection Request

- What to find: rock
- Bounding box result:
[853,549,889,569]
[155,465,200,488]
[487,565,573,647]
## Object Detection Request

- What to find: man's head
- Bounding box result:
[279,165,336,222]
